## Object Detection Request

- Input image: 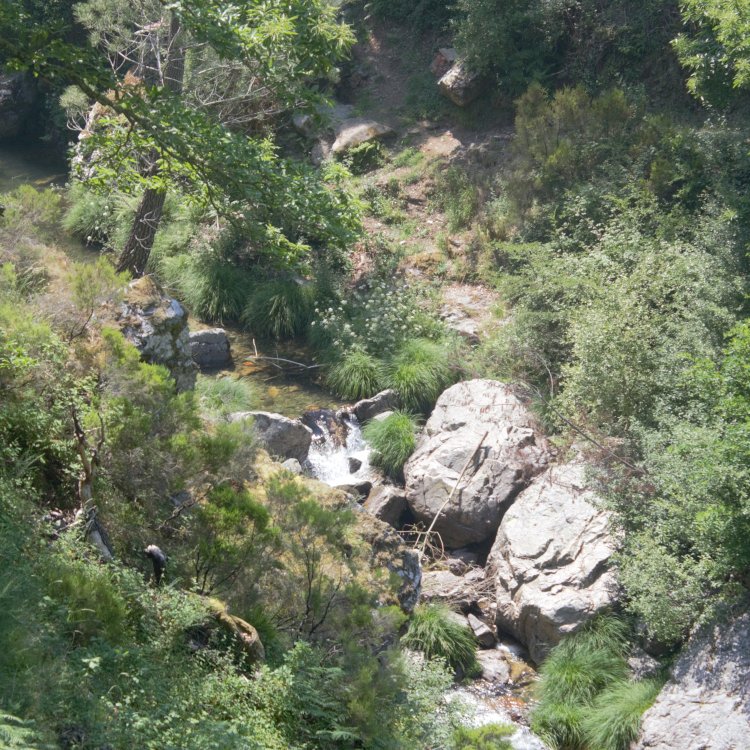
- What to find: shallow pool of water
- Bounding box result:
[0,139,68,194]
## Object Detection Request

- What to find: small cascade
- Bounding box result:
[304,410,373,486]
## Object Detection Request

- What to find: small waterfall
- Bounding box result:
[304,410,373,486]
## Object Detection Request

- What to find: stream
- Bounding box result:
[1,139,543,748]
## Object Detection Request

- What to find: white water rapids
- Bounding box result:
[305,413,375,486]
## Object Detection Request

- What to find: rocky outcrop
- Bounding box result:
[404,380,549,548]
[487,460,617,663]
[363,484,408,527]
[189,328,231,370]
[229,411,313,462]
[438,62,483,107]
[634,606,750,750]
[205,598,265,664]
[332,118,394,155]
[430,48,458,78]
[117,277,197,391]
[351,389,400,423]
[0,72,35,139]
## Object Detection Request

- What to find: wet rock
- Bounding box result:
[189,328,231,370]
[476,649,511,683]
[363,484,408,527]
[468,613,496,648]
[404,380,549,547]
[352,389,400,423]
[117,276,197,391]
[332,118,394,155]
[302,409,350,447]
[229,411,312,462]
[0,72,36,139]
[438,62,484,107]
[487,460,618,663]
[634,605,750,750]
[334,480,373,499]
[348,456,362,473]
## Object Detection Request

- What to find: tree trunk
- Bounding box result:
[116,179,166,276]
[116,14,183,277]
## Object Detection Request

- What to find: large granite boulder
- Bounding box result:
[363,484,408,527]
[117,277,197,391]
[189,328,231,370]
[438,62,483,107]
[0,72,35,139]
[487,460,617,663]
[332,118,394,155]
[634,605,750,750]
[229,411,312,463]
[404,380,549,548]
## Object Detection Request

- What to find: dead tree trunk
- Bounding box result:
[116,14,184,277]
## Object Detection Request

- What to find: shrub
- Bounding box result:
[242,279,316,339]
[402,604,479,676]
[325,348,385,401]
[385,338,454,413]
[582,678,664,750]
[362,411,418,479]
[432,167,481,231]
[1,185,62,236]
[196,375,256,420]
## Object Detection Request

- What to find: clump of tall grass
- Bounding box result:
[581,677,663,750]
[242,279,316,340]
[362,411,418,479]
[402,603,479,677]
[196,375,256,420]
[531,616,663,750]
[325,348,386,401]
[385,338,454,412]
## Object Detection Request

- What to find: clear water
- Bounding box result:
[0,140,67,194]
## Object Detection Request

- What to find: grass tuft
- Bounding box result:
[402,603,478,676]
[451,723,515,750]
[325,348,386,401]
[241,279,316,340]
[385,338,454,413]
[362,411,418,479]
[196,375,256,420]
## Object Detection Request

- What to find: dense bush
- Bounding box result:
[362,411,418,479]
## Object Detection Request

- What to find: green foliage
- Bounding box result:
[196,375,256,420]
[385,338,454,413]
[366,0,452,31]
[531,617,661,750]
[402,603,479,676]
[342,141,385,175]
[0,186,62,237]
[452,723,515,750]
[362,411,418,479]
[0,712,52,749]
[432,167,482,231]
[581,678,663,750]
[242,279,316,339]
[325,347,386,400]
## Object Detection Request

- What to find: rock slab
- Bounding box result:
[363,484,408,528]
[634,606,750,750]
[229,411,312,463]
[404,380,548,548]
[487,460,617,664]
[332,118,394,155]
[351,389,400,423]
[189,328,231,369]
[438,62,483,107]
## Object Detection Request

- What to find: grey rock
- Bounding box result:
[189,328,231,369]
[0,72,35,139]
[281,458,303,475]
[311,139,332,166]
[363,484,408,527]
[332,118,394,155]
[117,277,197,392]
[352,389,400,423]
[468,613,496,648]
[446,548,479,575]
[229,411,312,462]
[634,606,750,750]
[334,481,373,499]
[476,649,511,684]
[438,62,484,107]
[372,410,394,423]
[430,47,458,78]
[348,456,363,474]
[404,380,549,547]
[487,460,618,664]
[420,567,488,612]
[628,646,662,680]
